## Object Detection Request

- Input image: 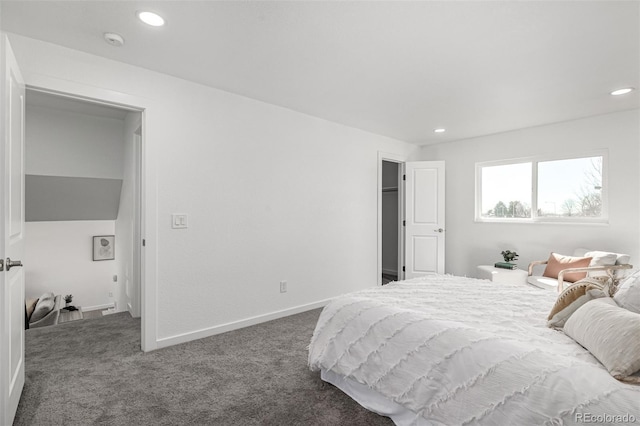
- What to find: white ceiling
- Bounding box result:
[1,1,638,145]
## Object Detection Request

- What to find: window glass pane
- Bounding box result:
[537,156,603,217]
[481,163,532,218]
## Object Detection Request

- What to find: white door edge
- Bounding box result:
[1,33,26,425]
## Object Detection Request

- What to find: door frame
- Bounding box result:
[377,151,408,286]
[130,125,143,318]
[22,72,158,352]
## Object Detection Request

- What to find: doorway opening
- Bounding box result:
[24,89,143,330]
[381,160,401,284]
[378,156,446,285]
[378,152,407,286]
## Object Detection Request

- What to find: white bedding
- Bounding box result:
[308,274,640,425]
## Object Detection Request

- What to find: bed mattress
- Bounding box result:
[308,274,640,425]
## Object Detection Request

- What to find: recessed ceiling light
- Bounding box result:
[137,11,165,27]
[610,87,634,96]
[433,128,446,133]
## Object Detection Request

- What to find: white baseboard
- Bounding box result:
[382,268,398,275]
[155,298,332,350]
[83,303,114,312]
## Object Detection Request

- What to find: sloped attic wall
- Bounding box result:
[25,92,125,221]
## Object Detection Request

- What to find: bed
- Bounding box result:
[308,274,640,425]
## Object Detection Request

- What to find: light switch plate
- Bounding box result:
[172,214,188,229]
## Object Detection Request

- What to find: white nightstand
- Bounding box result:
[59,306,83,323]
[477,265,528,285]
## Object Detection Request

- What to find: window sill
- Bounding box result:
[474,217,609,226]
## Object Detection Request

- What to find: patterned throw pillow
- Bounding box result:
[547,278,607,328]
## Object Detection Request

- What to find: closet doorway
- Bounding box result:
[378,154,446,285]
[380,159,403,285]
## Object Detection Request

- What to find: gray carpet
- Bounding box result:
[15,309,393,425]
[381,274,397,285]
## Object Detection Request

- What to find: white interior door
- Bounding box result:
[404,161,445,278]
[1,35,26,425]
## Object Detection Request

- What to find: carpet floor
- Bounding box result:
[15,309,393,426]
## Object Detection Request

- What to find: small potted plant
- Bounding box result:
[495,250,519,270]
[501,250,519,263]
[63,295,78,311]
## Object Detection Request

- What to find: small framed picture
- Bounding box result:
[93,235,115,261]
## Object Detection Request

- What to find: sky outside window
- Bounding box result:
[537,157,602,217]
[481,162,531,217]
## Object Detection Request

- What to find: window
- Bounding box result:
[476,153,607,223]
[480,162,532,218]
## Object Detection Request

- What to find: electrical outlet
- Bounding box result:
[113,275,118,282]
[108,292,113,297]
[280,281,287,293]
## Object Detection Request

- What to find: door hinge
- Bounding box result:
[403,174,406,181]
[402,266,405,272]
[142,239,146,247]
[403,220,406,226]
[0,258,3,271]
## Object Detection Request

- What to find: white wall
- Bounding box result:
[420,109,640,277]
[8,34,419,347]
[25,103,125,179]
[24,221,117,310]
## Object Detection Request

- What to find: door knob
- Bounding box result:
[6,258,23,271]
[434,228,444,233]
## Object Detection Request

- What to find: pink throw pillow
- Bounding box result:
[543,252,593,283]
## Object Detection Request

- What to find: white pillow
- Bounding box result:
[574,249,630,265]
[30,294,55,323]
[614,270,640,313]
[564,298,640,379]
[584,251,618,278]
[614,253,632,265]
[39,291,54,300]
[584,251,617,265]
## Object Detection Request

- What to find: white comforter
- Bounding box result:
[308,274,640,425]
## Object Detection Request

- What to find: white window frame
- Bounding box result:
[475,150,609,224]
